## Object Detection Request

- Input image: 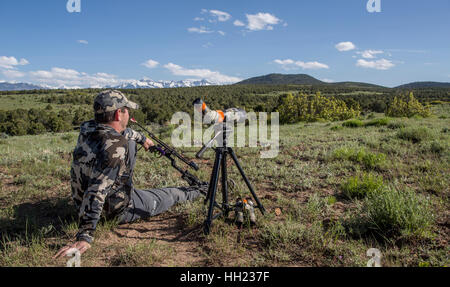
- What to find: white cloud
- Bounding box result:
[19,59,29,65]
[296,61,329,70]
[246,13,281,31]
[77,40,88,45]
[233,20,245,27]
[321,78,335,83]
[217,31,225,36]
[29,67,124,88]
[209,10,231,22]
[274,59,295,66]
[356,59,395,70]
[335,42,356,52]
[194,17,204,21]
[357,50,383,59]
[274,59,329,70]
[163,63,241,84]
[2,70,25,78]
[386,49,427,54]
[142,59,159,69]
[202,42,214,48]
[0,56,30,69]
[188,26,214,34]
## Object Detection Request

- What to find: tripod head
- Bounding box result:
[193,98,247,124]
[193,99,247,158]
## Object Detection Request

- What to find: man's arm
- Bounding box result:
[123,127,154,151]
[123,128,146,144]
[76,137,128,243]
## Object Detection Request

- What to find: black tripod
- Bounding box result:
[196,122,266,235]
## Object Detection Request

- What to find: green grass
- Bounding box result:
[330,147,387,170]
[0,105,448,266]
[0,93,91,111]
[341,173,384,199]
[397,127,435,143]
[342,119,364,128]
[364,117,390,127]
[354,188,435,239]
[109,240,173,266]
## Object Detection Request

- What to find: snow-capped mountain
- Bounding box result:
[0,82,45,91]
[112,79,216,89]
[0,79,217,91]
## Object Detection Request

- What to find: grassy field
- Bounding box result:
[0,104,448,267]
[0,93,92,111]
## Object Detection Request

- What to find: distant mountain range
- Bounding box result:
[0,82,45,91]
[0,79,216,91]
[236,74,450,89]
[111,79,214,89]
[1,74,449,91]
[395,81,450,89]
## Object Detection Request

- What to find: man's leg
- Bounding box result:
[119,135,206,224]
[119,186,203,224]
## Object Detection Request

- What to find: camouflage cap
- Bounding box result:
[94,90,139,114]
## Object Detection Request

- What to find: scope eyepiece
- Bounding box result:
[193,98,203,106]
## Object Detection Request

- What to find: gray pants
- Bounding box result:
[118,139,203,224]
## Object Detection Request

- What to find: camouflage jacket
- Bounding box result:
[70,120,146,243]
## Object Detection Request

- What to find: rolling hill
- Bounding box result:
[236,73,325,85]
[395,82,450,89]
[236,73,450,90]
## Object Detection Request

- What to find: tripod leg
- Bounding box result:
[221,151,229,218]
[205,148,220,203]
[228,148,266,215]
[204,149,223,235]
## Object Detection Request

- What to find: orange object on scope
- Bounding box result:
[216,110,224,122]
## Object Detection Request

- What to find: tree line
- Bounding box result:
[0,85,448,136]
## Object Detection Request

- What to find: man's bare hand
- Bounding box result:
[143,138,155,151]
[53,241,91,260]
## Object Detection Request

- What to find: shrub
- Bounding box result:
[428,141,447,154]
[360,152,387,169]
[397,127,434,143]
[278,92,361,124]
[364,117,390,127]
[27,122,46,135]
[370,100,387,113]
[386,92,432,118]
[342,119,364,128]
[362,188,434,238]
[341,173,384,199]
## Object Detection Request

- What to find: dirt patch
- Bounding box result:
[96,212,206,266]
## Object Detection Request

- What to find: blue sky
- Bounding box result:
[0,0,449,88]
